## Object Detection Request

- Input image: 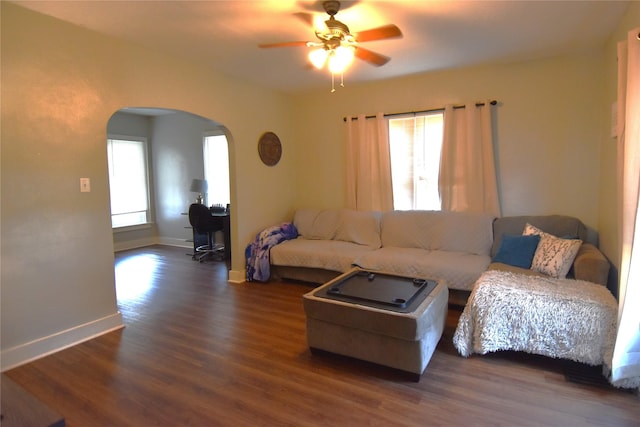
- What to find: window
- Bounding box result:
[107,137,150,228]
[388,112,444,211]
[203,134,230,207]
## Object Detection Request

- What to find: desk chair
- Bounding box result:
[188,203,224,262]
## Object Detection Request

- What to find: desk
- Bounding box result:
[189,210,230,262]
[211,212,231,261]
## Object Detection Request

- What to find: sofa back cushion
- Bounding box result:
[335,209,382,248]
[293,209,382,248]
[381,211,494,255]
[491,215,588,258]
[293,209,340,240]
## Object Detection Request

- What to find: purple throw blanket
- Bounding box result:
[245,222,298,282]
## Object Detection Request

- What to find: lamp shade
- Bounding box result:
[309,48,329,69]
[328,45,355,73]
[190,178,208,193]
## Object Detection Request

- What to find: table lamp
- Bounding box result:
[190,179,208,204]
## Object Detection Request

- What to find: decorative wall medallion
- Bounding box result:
[258,131,282,166]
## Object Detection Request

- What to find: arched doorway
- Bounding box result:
[106,107,232,299]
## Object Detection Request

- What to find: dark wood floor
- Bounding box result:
[4,245,638,426]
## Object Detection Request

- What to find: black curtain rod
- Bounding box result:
[342,100,498,122]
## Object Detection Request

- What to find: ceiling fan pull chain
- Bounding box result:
[340,73,345,88]
[331,73,336,93]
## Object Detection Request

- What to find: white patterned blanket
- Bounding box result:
[453,270,617,366]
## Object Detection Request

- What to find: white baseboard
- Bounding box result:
[228,269,246,283]
[114,237,191,252]
[1,312,124,372]
[113,236,157,252]
[158,237,191,249]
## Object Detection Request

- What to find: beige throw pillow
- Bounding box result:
[334,209,382,248]
[293,209,339,240]
[523,223,582,278]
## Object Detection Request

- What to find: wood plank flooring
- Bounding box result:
[4,245,638,426]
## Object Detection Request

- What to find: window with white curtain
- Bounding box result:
[388,112,444,210]
[203,134,230,207]
[107,136,150,228]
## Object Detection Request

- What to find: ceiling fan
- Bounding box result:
[259,1,402,82]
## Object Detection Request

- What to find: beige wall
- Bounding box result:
[0,3,297,369]
[598,1,640,274]
[291,52,605,229]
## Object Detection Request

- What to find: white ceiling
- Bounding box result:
[14,0,630,93]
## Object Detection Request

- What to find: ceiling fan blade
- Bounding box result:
[293,12,315,28]
[258,41,309,48]
[355,47,390,67]
[355,24,402,42]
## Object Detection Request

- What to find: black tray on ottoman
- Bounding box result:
[315,270,437,313]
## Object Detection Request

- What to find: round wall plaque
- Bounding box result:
[258,131,282,166]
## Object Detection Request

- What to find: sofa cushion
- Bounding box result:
[380,211,494,255]
[524,223,582,279]
[532,235,582,279]
[334,209,382,248]
[453,270,618,365]
[492,234,541,269]
[487,262,548,278]
[270,238,375,272]
[293,209,340,240]
[354,247,491,291]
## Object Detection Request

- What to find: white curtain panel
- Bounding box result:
[439,102,501,217]
[345,113,393,211]
[611,27,640,389]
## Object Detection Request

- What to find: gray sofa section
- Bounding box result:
[270,209,611,290]
[488,215,610,286]
[354,210,493,291]
[271,208,494,291]
[270,209,381,282]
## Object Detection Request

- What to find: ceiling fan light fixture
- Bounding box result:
[308,48,329,69]
[258,1,402,92]
[328,45,355,74]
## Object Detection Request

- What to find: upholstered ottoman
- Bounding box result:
[303,269,448,380]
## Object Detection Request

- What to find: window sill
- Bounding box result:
[113,223,153,234]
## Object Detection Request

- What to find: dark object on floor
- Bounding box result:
[563,362,637,395]
[1,374,65,427]
[562,361,614,388]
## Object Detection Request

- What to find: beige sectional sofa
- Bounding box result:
[270,208,610,291]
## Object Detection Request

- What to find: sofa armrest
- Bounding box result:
[573,243,609,286]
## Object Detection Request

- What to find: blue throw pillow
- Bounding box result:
[492,234,541,269]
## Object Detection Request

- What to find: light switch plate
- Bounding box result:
[80,177,91,192]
